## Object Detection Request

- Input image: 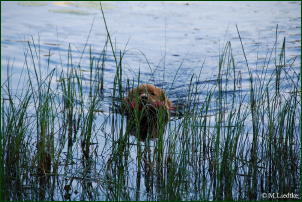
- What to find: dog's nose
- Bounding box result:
[140,94,148,101]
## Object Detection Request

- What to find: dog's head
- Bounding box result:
[123,84,173,140]
[125,84,173,112]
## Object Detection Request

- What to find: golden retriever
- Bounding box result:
[123,84,173,140]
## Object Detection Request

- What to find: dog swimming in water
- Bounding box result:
[123,84,173,140]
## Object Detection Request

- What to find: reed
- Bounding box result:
[1,13,300,201]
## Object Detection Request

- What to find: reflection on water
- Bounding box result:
[2,1,300,96]
[1,1,301,201]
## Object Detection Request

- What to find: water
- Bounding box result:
[2,1,300,97]
[1,1,301,201]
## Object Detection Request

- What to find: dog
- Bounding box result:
[123,84,173,140]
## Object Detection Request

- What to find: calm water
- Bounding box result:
[1,1,301,200]
[2,1,301,99]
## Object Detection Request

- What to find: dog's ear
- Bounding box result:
[123,97,137,112]
[158,89,167,100]
[122,96,136,112]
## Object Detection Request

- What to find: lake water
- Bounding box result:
[1,1,301,201]
[2,1,301,101]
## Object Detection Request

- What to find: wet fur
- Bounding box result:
[124,84,172,140]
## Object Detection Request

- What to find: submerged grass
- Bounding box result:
[1,11,300,201]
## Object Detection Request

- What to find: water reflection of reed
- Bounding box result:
[1,15,300,201]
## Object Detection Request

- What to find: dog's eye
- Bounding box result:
[150,92,155,96]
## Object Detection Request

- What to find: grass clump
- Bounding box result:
[1,12,300,201]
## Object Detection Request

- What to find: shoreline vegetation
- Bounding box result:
[1,7,300,201]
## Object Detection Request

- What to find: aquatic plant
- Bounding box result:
[0,8,300,201]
